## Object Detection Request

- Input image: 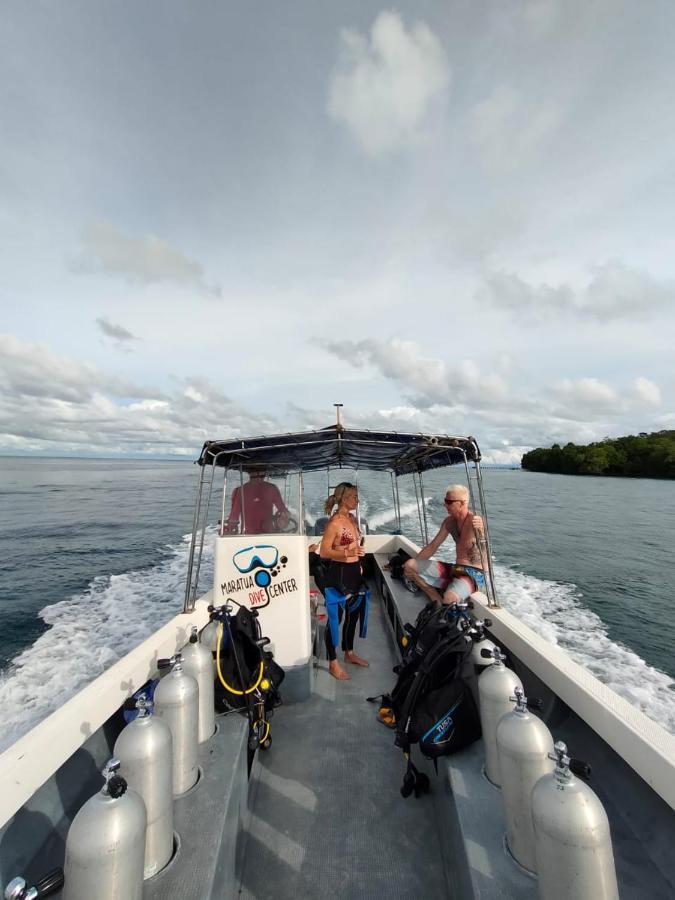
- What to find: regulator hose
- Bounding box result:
[216,622,264,696]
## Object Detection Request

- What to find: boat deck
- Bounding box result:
[238,591,448,899]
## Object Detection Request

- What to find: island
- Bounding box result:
[521,430,675,478]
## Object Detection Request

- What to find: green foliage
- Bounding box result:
[521,431,675,479]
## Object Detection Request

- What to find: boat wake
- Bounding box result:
[495,565,675,734]
[1,523,673,756]
[0,531,217,755]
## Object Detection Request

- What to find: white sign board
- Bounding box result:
[213,535,311,668]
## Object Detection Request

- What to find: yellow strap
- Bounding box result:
[216,622,264,696]
[253,718,271,744]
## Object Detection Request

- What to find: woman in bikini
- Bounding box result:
[319,482,369,680]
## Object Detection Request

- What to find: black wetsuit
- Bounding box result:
[323,561,364,661]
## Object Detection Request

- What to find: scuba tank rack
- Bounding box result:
[207,600,284,752]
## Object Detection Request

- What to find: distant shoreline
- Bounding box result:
[521,431,675,480]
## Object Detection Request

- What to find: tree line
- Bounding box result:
[521,431,675,478]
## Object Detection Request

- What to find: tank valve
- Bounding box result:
[510,686,529,713]
[157,653,183,672]
[550,741,592,780]
[4,869,65,900]
[481,646,506,664]
[135,694,153,718]
[102,757,128,798]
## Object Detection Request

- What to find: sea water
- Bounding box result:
[0,457,673,752]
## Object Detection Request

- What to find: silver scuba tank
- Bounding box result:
[495,686,554,873]
[114,694,174,878]
[181,625,216,742]
[63,758,146,900]
[532,741,619,900]
[154,653,199,795]
[477,646,523,786]
[200,617,219,652]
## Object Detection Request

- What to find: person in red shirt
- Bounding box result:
[224,472,291,535]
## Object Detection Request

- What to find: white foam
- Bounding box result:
[0,530,217,754]
[1,525,674,757]
[368,500,426,530]
[495,564,675,734]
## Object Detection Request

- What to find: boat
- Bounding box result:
[1,421,674,898]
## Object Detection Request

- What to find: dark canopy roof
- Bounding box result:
[197,426,480,476]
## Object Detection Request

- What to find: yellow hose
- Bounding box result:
[216,622,264,696]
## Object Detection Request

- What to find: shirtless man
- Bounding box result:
[403,484,486,605]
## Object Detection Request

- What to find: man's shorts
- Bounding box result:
[416,559,486,601]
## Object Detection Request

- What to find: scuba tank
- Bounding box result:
[495,686,554,873]
[4,869,64,899]
[477,646,523,786]
[469,617,497,667]
[154,653,199,795]
[532,742,619,900]
[181,625,216,742]
[114,694,174,879]
[200,615,219,652]
[63,759,146,900]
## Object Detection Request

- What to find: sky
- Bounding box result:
[1,1,674,464]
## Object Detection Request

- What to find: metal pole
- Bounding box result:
[220,468,227,536]
[394,472,402,532]
[474,458,500,608]
[354,471,362,534]
[298,471,305,536]
[191,463,216,609]
[412,472,427,545]
[183,466,206,613]
[419,469,430,545]
[239,466,245,534]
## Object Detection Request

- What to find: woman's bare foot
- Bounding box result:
[329,660,350,680]
[345,651,369,667]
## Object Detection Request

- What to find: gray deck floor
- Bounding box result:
[238,593,449,899]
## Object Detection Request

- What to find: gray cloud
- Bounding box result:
[75,221,221,298]
[0,334,158,403]
[96,317,139,344]
[320,337,509,410]
[477,261,675,321]
[327,11,450,156]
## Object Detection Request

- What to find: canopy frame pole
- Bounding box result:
[298,471,306,536]
[395,474,402,532]
[473,457,499,608]
[239,465,245,534]
[354,470,362,534]
[419,469,430,545]
[220,469,227,536]
[412,471,428,545]
[390,471,400,532]
[183,455,217,613]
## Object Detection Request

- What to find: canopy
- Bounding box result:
[197,426,480,476]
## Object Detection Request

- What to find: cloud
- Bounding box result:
[0,335,291,455]
[96,317,139,346]
[632,377,661,406]
[551,377,619,413]
[470,84,561,170]
[0,333,153,403]
[327,11,449,156]
[75,221,221,297]
[478,261,675,321]
[320,337,508,409]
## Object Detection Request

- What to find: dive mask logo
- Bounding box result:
[233,544,279,574]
